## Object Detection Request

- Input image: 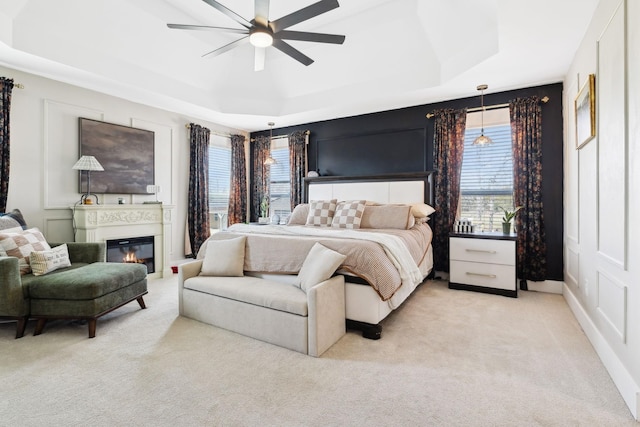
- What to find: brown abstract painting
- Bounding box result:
[79,118,154,194]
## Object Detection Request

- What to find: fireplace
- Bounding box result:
[107,236,155,274]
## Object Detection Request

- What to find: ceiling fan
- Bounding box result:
[167,0,346,71]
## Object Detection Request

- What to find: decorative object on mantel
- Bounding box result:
[473,84,493,146]
[264,122,277,166]
[72,155,104,205]
[144,185,162,204]
[307,170,319,178]
[498,206,523,234]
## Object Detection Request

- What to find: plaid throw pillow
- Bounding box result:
[305,199,337,226]
[0,227,51,275]
[331,200,366,229]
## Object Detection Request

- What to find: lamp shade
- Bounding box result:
[72,155,104,171]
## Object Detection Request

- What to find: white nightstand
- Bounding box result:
[449,232,517,298]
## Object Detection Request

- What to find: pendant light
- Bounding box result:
[473,84,493,146]
[264,122,277,165]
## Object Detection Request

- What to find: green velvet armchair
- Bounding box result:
[0,242,106,338]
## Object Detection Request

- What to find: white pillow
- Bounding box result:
[295,243,346,293]
[29,244,72,276]
[331,200,366,229]
[200,236,246,277]
[411,203,436,218]
[305,199,337,226]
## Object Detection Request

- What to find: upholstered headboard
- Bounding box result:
[304,172,435,206]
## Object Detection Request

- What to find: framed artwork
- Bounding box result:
[575,74,596,149]
[79,118,155,194]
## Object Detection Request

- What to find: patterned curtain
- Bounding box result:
[288,130,307,210]
[432,108,467,272]
[228,134,247,225]
[0,78,14,213]
[509,97,546,282]
[187,123,210,257]
[250,135,271,222]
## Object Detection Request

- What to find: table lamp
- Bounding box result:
[73,155,104,204]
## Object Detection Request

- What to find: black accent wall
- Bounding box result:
[250,83,564,281]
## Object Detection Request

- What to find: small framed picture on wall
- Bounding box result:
[575,74,596,149]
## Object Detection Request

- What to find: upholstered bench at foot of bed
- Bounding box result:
[28,262,148,338]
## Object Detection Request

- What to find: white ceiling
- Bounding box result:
[0,0,599,132]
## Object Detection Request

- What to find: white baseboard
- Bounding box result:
[563,283,640,421]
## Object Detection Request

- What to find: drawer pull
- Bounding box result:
[465,249,497,254]
[465,272,497,279]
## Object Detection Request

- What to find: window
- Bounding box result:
[208,135,231,218]
[459,109,513,232]
[268,137,291,222]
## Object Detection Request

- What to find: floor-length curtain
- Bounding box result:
[288,130,307,210]
[432,108,467,272]
[251,135,271,222]
[187,123,210,257]
[0,78,14,213]
[228,134,247,225]
[509,97,546,282]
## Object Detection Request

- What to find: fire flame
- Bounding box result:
[123,252,138,263]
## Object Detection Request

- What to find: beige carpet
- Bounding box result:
[1,276,636,426]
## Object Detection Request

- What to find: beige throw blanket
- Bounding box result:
[200,223,432,302]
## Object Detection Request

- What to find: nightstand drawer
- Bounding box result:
[450,237,515,266]
[449,260,516,291]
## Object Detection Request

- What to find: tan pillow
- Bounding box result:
[0,227,51,274]
[295,243,346,292]
[331,200,366,229]
[360,204,414,229]
[29,244,72,276]
[200,236,246,277]
[287,204,309,225]
[305,199,337,226]
[411,203,436,218]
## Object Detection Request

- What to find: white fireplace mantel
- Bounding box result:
[71,203,174,278]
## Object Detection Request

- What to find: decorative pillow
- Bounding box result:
[305,199,337,226]
[29,244,72,276]
[360,204,414,229]
[295,243,346,293]
[200,236,246,277]
[287,203,309,225]
[331,200,366,229]
[0,209,27,231]
[0,227,51,275]
[411,203,436,218]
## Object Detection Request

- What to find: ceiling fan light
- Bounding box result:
[250,31,273,47]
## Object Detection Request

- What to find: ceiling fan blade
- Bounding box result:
[202,0,252,29]
[167,23,248,34]
[254,47,266,71]
[275,30,345,44]
[270,0,339,33]
[202,36,250,58]
[254,0,270,28]
[272,39,313,66]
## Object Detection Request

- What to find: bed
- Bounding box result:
[200,172,435,339]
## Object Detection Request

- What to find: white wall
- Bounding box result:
[563,0,640,419]
[1,65,248,263]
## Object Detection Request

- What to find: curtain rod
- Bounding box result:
[12,82,24,89]
[184,123,232,138]
[425,96,549,119]
[250,130,310,142]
